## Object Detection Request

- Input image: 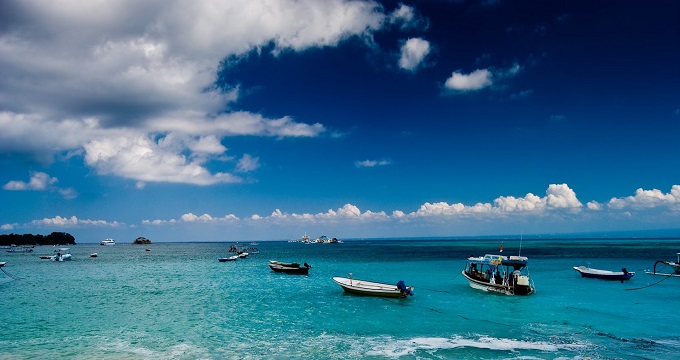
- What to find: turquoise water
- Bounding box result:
[1,239,679,359]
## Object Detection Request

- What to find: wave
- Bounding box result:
[361,334,587,357]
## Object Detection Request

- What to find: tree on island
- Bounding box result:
[0,232,76,246]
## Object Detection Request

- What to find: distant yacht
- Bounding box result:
[100,238,115,246]
[301,233,311,243]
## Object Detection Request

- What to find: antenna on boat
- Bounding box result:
[519,231,523,257]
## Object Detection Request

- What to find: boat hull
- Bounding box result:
[573,266,634,280]
[269,264,309,274]
[462,271,534,296]
[332,277,412,298]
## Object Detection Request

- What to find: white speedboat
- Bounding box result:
[573,265,634,281]
[218,255,238,262]
[100,238,115,246]
[52,248,72,261]
[462,254,535,295]
[333,275,413,298]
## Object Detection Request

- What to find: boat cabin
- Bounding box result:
[463,254,534,295]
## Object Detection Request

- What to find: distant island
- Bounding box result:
[132,237,152,244]
[0,232,76,246]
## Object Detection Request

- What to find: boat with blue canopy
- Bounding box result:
[462,254,535,295]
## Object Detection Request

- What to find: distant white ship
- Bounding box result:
[100,238,115,246]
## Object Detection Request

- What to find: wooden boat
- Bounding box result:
[646,253,680,277]
[573,265,634,281]
[462,254,535,295]
[332,276,413,298]
[218,255,238,262]
[269,262,311,275]
[269,260,300,267]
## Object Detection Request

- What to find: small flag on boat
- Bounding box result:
[499,244,503,252]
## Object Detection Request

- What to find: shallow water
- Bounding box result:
[1,239,679,359]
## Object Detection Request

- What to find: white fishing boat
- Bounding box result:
[51,248,72,261]
[218,255,238,262]
[573,265,634,281]
[332,275,413,298]
[646,253,680,277]
[100,238,115,246]
[462,254,535,295]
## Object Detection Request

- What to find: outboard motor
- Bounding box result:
[396,280,413,296]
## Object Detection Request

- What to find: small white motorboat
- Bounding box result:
[89,253,98,258]
[100,238,115,246]
[218,255,238,262]
[573,265,634,281]
[332,275,413,298]
[52,248,72,261]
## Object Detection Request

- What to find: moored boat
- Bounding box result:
[218,255,238,262]
[89,253,98,258]
[573,265,634,281]
[51,248,72,261]
[268,261,311,275]
[332,275,414,298]
[462,254,535,295]
[646,253,680,277]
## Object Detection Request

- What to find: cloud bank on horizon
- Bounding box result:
[5,184,680,234]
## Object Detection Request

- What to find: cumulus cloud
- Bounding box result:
[398,38,431,72]
[355,159,392,168]
[3,171,77,199]
[444,69,493,92]
[3,171,57,191]
[0,0,394,185]
[404,184,582,218]
[30,215,123,227]
[608,185,680,210]
[587,201,603,210]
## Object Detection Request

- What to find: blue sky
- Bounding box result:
[1,0,679,243]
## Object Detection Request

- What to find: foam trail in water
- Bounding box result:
[363,335,587,357]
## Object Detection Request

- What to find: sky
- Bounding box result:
[1,0,679,243]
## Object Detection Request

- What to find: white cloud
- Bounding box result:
[398,38,431,72]
[608,185,680,210]
[404,184,582,218]
[3,171,57,191]
[0,0,389,184]
[3,171,77,199]
[587,201,603,210]
[1,223,16,230]
[388,4,427,30]
[444,69,493,92]
[355,159,392,168]
[30,215,122,227]
[236,154,260,173]
[83,133,242,185]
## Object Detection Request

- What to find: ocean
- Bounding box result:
[1,238,679,359]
